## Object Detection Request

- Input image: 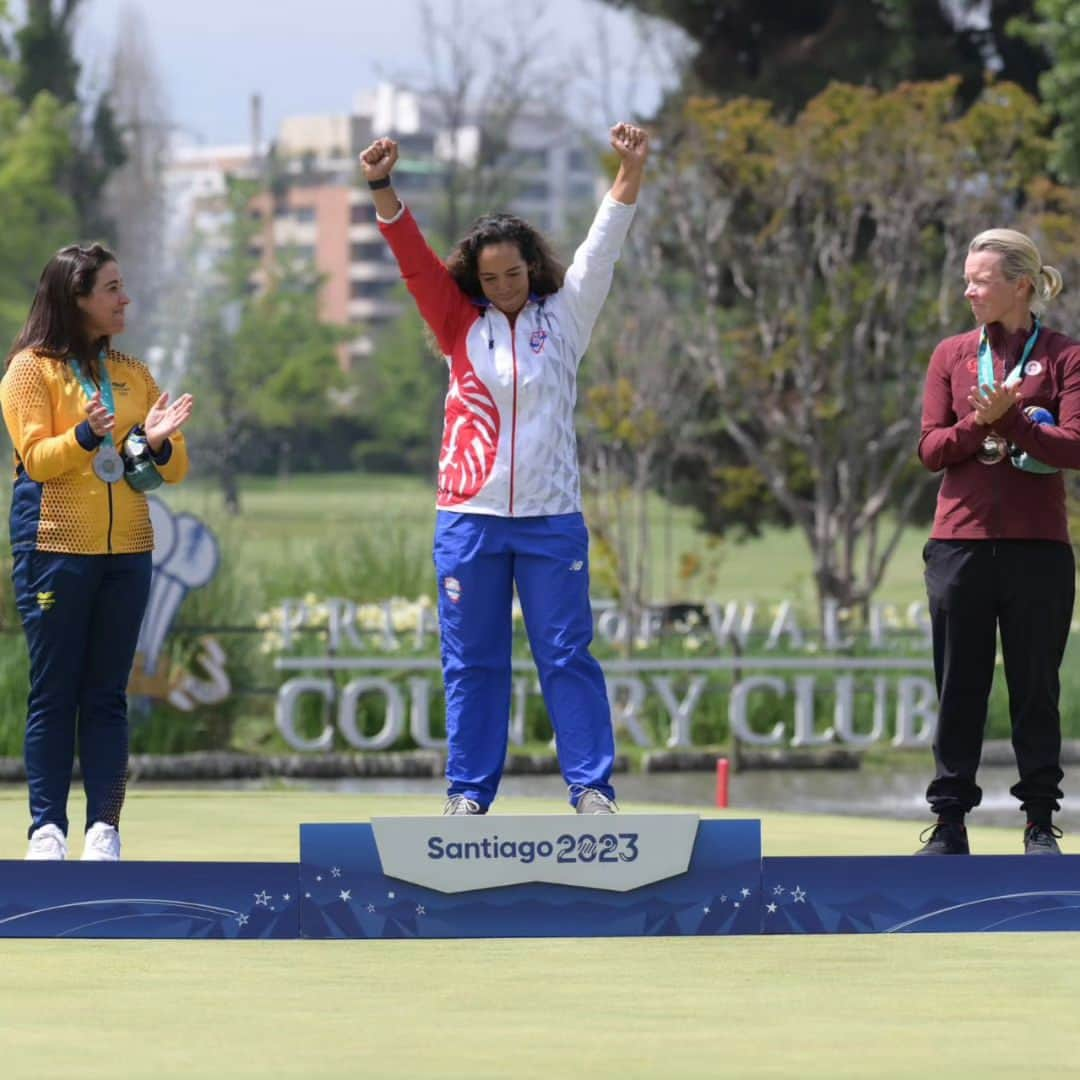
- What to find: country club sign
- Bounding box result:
[267,597,940,753]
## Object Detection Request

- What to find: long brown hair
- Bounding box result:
[7,243,118,376]
[446,214,565,299]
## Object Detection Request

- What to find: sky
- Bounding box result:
[69,0,688,146]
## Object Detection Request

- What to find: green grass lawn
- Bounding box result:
[2,789,1078,1079]
[160,471,934,608]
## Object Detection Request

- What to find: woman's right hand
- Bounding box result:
[969,381,1022,425]
[85,391,114,438]
[359,137,399,181]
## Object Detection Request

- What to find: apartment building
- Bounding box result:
[164,84,604,370]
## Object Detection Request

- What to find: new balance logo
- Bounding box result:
[569,560,584,572]
[36,591,55,611]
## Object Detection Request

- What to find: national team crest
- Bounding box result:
[444,576,462,603]
[529,328,548,354]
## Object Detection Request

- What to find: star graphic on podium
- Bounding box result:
[339,889,352,903]
[331,867,342,878]
[792,886,806,903]
[235,914,249,927]
[254,890,272,907]
[766,903,777,914]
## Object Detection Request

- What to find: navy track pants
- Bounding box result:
[12,551,152,837]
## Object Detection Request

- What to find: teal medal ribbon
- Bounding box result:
[973,320,1055,472]
[70,351,124,483]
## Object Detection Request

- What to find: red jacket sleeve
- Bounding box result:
[917,340,986,472]
[379,208,475,355]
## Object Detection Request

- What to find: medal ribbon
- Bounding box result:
[69,351,116,449]
[976,319,1041,391]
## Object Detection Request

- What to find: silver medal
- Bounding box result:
[93,444,124,483]
[976,434,1007,465]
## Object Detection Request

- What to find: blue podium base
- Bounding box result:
[2,819,1080,939]
[762,855,1080,934]
[0,862,297,938]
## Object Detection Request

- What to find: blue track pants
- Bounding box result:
[12,551,152,837]
[434,510,615,809]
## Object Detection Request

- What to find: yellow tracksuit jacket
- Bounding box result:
[0,348,189,554]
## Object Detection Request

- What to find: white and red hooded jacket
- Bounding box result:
[378,193,637,517]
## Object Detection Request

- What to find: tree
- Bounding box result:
[10,0,125,239]
[578,201,701,620]
[601,1,1046,111]
[100,4,171,360]
[354,305,443,475]
[1011,0,1080,183]
[657,78,1050,619]
[0,56,77,343]
[182,180,349,512]
[417,0,566,243]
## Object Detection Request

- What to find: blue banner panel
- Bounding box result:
[0,862,298,939]
[299,818,762,939]
[762,855,1080,934]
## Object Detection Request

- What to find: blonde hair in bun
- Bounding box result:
[969,228,1063,314]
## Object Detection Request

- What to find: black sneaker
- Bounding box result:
[916,821,970,855]
[1023,822,1063,855]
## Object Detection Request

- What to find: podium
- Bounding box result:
[299,816,761,938]
[2,816,1080,939]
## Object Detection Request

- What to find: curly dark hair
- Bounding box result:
[7,243,118,376]
[446,213,565,300]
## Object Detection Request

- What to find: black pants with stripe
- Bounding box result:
[923,539,1074,819]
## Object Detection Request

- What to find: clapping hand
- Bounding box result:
[144,392,194,452]
[968,381,1021,426]
[85,391,115,438]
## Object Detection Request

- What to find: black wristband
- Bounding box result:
[367,177,392,190]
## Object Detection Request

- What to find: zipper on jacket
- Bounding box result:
[509,319,519,516]
[106,482,114,553]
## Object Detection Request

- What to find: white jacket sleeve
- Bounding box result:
[559,193,637,362]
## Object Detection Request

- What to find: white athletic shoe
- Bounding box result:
[25,823,67,860]
[81,821,121,861]
[443,794,485,815]
[574,788,618,814]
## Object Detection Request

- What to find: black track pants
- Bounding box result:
[923,539,1074,818]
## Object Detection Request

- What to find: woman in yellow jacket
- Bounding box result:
[1,243,194,861]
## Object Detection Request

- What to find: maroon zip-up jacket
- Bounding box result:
[919,321,1080,541]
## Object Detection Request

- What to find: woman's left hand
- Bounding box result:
[968,381,1021,425]
[610,122,650,167]
[144,392,194,452]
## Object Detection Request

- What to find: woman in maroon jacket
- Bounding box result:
[918,228,1080,855]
